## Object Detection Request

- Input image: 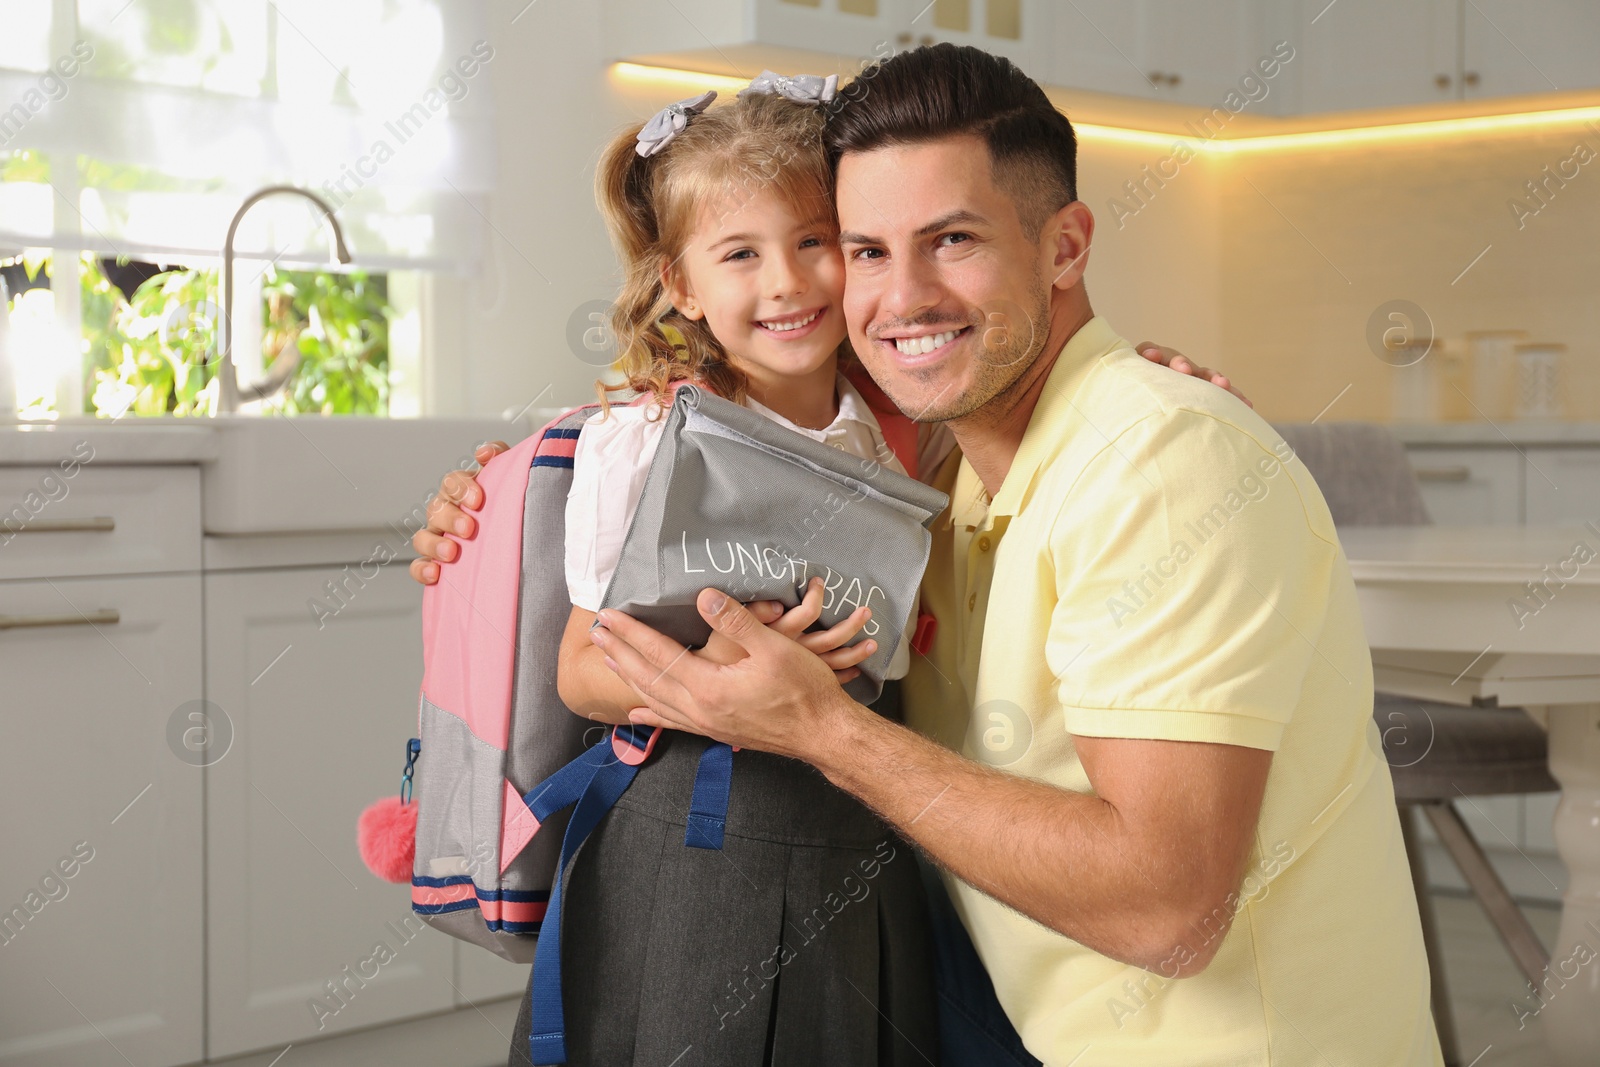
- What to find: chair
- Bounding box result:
[1274,422,1557,1067]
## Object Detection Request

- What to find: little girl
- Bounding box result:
[512,83,951,1066]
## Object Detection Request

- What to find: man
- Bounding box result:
[417,46,1440,1066]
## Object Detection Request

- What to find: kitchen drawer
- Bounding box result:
[1405,447,1522,525]
[1524,448,1600,524]
[0,465,200,580]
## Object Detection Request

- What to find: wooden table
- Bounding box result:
[1344,524,1600,1066]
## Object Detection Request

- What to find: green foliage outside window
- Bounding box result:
[78,256,390,417]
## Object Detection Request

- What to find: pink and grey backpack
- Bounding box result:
[363,368,934,1063]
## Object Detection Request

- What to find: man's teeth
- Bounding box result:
[760,309,821,332]
[894,330,961,356]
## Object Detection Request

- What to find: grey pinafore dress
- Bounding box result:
[509,682,939,1067]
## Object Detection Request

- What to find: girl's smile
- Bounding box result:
[753,304,830,340]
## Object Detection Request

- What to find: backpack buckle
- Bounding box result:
[611,724,661,766]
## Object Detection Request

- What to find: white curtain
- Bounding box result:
[0,0,495,273]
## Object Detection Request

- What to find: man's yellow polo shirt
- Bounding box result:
[904,317,1442,1066]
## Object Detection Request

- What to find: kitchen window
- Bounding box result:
[0,0,493,418]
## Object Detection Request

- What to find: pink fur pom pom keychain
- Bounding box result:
[357,738,420,884]
[358,796,417,883]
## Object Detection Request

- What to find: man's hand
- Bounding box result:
[591,588,856,758]
[409,441,507,586]
[695,578,878,686]
[1136,342,1252,408]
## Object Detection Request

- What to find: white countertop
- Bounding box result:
[1390,421,1600,446]
[1343,523,1600,584]
[0,418,220,465]
[0,412,566,534]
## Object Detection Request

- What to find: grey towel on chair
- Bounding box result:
[1273,422,1431,527]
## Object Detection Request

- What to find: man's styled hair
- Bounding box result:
[824,43,1077,237]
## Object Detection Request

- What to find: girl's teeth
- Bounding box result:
[761,309,820,332]
[894,330,960,356]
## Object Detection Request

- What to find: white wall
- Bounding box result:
[428,2,632,418]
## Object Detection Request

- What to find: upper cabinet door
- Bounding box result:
[1048,0,1159,98]
[1140,0,1291,112]
[1295,0,1458,112]
[888,0,1042,81]
[1461,0,1600,98]
[755,0,904,65]
[1048,1,1293,114]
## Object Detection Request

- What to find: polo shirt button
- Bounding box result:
[977,535,992,552]
[967,592,977,611]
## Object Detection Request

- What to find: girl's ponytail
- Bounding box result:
[592,120,747,414]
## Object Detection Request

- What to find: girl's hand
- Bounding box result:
[1136,342,1252,408]
[767,577,878,686]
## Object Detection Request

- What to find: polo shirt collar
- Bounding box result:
[986,315,1123,521]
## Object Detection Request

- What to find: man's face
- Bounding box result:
[836,134,1059,423]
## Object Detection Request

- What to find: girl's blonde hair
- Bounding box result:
[593,91,843,413]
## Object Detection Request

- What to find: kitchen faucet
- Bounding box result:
[215,185,351,414]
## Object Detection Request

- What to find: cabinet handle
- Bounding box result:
[0,609,121,630]
[1413,466,1472,482]
[1167,73,1181,87]
[7,516,116,534]
[918,33,933,45]
[1463,71,1480,88]
[1435,73,1452,90]
[895,31,912,44]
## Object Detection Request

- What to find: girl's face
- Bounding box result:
[667,187,848,385]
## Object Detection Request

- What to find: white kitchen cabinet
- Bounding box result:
[0,465,201,582]
[203,562,455,1059]
[1461,0,1600,99]
[604,0,1042,81]
[1299,0,1600,113]
[1523,448,1600,524]
[1295,0,1457,112]
[0,572,204,1067]
[1046,0,1152,99]
[888,0,1038,76]
[1040,0,1293,111]
[1141,0,1289,111]
[1407,447,1523,525]
[604,0,1599,116]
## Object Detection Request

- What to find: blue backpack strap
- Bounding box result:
[522,724,655,1064]
[684,741,734,850]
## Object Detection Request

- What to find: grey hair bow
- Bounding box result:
[635,90,717,158]
[739,70,839,106]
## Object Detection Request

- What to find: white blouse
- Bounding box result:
[564,374,956,682]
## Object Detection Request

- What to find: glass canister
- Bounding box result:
[1466,330,1526,421]
[1389,339,1440,422]
[1514,343,1565,420]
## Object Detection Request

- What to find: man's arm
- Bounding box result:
[591,590,1272,976]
